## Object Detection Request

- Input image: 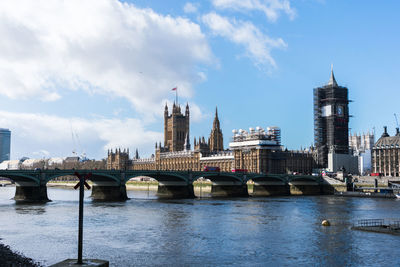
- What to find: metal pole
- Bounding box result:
[77,176,84,264]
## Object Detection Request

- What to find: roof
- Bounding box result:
[374,136,400,148]
[65,156,80,162]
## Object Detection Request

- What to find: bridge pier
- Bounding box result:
[210,182,248,197]
[14,184,50,202]
[91,184,128,201]
[157,182,195,198]
[289,182,321,195]
[252,181,290,197]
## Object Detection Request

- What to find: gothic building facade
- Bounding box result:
[164,103,190,152]
[107,148,130,170]
[208,108,224,152]
[107,103,315,174]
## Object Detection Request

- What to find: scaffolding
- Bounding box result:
[314,83,350,168]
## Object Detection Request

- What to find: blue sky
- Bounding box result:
[0,0,399,160]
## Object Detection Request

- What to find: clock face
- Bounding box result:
[337,106,343,116]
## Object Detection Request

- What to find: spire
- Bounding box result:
[185,102,189,116]
[213,106,220,129]
[135,149,139,159]
[164,102,168,112]
[327,64,338,87]
[184,133,191,151]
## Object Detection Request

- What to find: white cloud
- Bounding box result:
[202,12,287,68]
[0,0,213,116]
[184,2,199,13]
[0,110,163,159]
[212,0,296,22]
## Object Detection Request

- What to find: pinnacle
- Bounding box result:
[327,65,338,87]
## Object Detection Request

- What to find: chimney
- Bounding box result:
[382,126,390,137]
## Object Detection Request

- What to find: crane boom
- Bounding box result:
[395,113,399,128]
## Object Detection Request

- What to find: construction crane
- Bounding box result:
[395,113,399,128]
[70,121,87,161]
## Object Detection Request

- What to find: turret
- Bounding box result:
[185,102,190,116]
[184,133,191,151]
[209,106,224,151]
[164,102,169,117]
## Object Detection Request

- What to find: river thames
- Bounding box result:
[0,187,399,266]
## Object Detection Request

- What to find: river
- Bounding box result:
[0,186,399,266]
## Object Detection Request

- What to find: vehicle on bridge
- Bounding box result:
[231,168,248,173]
[203,166,220,172]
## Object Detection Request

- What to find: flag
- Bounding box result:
[171,87,177,91]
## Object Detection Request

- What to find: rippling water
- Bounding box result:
[0,187,400,266]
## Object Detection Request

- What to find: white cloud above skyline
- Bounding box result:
[0,110,163,159]
[0,0,213,116]
[211,0,296,22]
[0,0,294,160]
[202,12,287,68]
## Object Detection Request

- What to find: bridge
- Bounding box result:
[0,169,323,202]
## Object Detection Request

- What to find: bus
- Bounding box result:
[371,173,382,177]
[203,166,220,172]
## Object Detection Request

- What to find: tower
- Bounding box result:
[314,68,350,168]
[164,102,190,152]
[107,148,130,170]
[209,107,224,152]
[0,128,11,162]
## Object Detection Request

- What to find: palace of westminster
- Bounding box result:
[1,69,398,176]
[106,69,400,177]
[107,102,314,174]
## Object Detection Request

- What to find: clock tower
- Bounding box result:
[314,68,350,168]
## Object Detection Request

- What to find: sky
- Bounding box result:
[0,0,399,160]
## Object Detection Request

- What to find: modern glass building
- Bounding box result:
[0,128,11,163]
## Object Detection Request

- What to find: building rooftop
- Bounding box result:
[374,136,400,148]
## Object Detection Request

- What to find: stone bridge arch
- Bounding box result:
[0,170,47,202]
[193,172,248,197]
[125,170,194,198]
[288,175,322,195]
[250,174,289,196]
[45,170,127,201]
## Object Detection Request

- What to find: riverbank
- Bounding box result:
[0,242,42,266]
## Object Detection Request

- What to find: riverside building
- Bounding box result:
[372,126,400,177]
[107,104,315,174]
[0,128,11,163]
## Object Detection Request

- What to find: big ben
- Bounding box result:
[314,68,350,168]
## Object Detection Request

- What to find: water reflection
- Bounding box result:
[14,204,46,215]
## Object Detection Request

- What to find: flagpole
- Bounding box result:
[176,88,178,105]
